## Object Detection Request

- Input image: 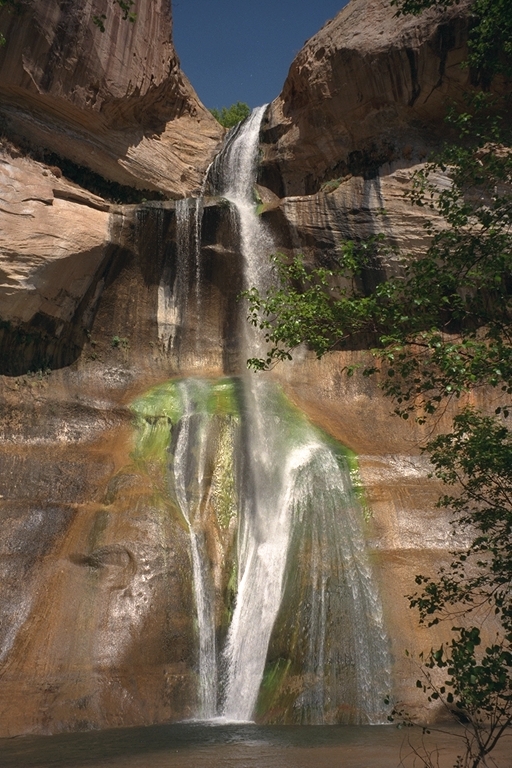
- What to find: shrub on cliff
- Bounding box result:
[210,102,251,129]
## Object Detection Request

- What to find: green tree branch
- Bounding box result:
[210,102,251,129]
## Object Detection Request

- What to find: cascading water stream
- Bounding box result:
[208,107,302,720]
[155,106,391,724]
[157,198,205,356]
[169,380,218,719]
[208,106,274,352]
[207,107,391,722]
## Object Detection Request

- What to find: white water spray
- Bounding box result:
[157,198,204,355]
[209,106,274,348]
[208,107,391,722]
[169,380,218,718]
[210,107,300,719]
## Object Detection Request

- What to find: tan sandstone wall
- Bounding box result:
[261,0,472,196]
[0,0,498,735]
[0,0,224,197]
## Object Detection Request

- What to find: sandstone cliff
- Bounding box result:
[0,143,117,374]
[0,0,224,197]
[0,0,496,738]
[261,0,472,196]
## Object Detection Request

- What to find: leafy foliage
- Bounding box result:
[403,409,512,766]
[244,237,392,369]
[392,0,512,85]
[210,102,251,129]
[417,411,512,631]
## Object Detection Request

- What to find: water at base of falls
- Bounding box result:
[7,723,502,768]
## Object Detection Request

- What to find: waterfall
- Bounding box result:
[220,379,312,720]
[149,106,391,724]
[168,380,218,719]
[209,107,302,720]
[157,198,204,355]
[157,199,187,352]
[208,105,274,349]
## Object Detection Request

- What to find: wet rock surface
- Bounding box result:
[0,185,481,731]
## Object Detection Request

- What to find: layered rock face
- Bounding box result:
[0,0,224,196]
[0,148,113,373]
[0,140,242,376]
[261,0,472,195]
[0,0,492,738]
[0,186,455,733]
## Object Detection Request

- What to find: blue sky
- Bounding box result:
[172,1,349,110]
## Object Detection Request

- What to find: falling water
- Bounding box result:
[208,105,274,338]
[157,198,204,354]
[194,197,204,320]
[167,380,219,719]
[134,373,391,724]
[209,107,298,720]
[210,107,390,722]
[150,106,391,724]
[221,381,314,720]
[282,441,391,723]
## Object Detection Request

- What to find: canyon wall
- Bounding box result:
[261,0,472,196]
[0,0,493,736]
[0,0,224,196]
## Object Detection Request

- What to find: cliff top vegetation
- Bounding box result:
[210,102,251,129]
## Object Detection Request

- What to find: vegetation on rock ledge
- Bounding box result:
[210,102,251,129]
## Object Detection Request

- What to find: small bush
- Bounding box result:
[210,102,251,129]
